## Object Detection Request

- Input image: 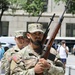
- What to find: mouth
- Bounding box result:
[36,40,42,43]
[30,39,42,47]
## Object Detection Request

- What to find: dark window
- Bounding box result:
[0,21,9,36]
[66,23,75,37]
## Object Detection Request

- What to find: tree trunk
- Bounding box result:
[0,9,4,21]
[0,9,5,36]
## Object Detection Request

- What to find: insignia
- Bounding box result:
[37,25,39,29]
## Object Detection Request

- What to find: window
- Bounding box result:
[0,21,9,36]
[66,23,75,37]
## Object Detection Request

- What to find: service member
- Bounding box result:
[1,30,29,75]
[10,23,64,75]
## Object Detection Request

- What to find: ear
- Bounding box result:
[27,33,30,39]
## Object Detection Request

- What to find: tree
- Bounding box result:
[7,0,46,16]
[7,0,75,15]
[54,0,75,14]
[0,0,75,21]
[0,0,10,21]
[0,0,47,21]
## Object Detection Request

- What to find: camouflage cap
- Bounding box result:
[28,23,44,33]
[14,30,26,38]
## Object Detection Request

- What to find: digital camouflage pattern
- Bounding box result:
[1,45,21,75]
[10,45,65,75]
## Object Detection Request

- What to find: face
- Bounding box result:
[63,43,66,47]
[62,42,66,47]
[27,31,44,44]
[23,38,30,47]
[15,36,29,49]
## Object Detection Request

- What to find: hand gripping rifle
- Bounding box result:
[36,0,71,75]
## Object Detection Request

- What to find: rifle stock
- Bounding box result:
[36,0,71,75]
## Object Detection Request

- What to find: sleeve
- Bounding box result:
[10,60,35,75]
[57,46,60,52]
[1,54,6,71]
[48,65,64,75]
[1,49,12,75]
[12,68,35,75]
[48,61,65,75]
[66,46,69,51]
[1,55,10,75]
[73,45,75,49]
[2,47,5,54]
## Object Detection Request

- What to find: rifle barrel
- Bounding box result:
[41,0,71,59]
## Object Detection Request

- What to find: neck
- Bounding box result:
[18,45,24,50]
[30,43,42,55]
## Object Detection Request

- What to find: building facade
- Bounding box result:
[0,0,75,37]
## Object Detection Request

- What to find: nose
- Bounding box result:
[36,33,40,38]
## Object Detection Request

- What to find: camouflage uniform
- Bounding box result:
[10,45,65,75]
[1,45,21,75]
[1,30,27,75]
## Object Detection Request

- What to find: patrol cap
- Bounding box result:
[14,30,26,38]
[28,23,44,33]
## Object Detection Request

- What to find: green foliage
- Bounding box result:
[0,0,10,11]
[67,0,75,14]
[0,0,75,15]
[54,0,67,3]
[54,0,75,14]
[7,0,46,16]
[24,0,45,16]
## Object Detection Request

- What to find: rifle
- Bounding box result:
[36,0,71,75]
[41,0,71,59]
[41,13,55,44]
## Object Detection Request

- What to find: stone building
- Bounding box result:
[0,0,75,37]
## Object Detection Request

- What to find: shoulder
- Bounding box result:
[3,46,17,59]
[48,60,64,74]
[4,47,13,55]
[16,45,32,58]
[20,45,31,53]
